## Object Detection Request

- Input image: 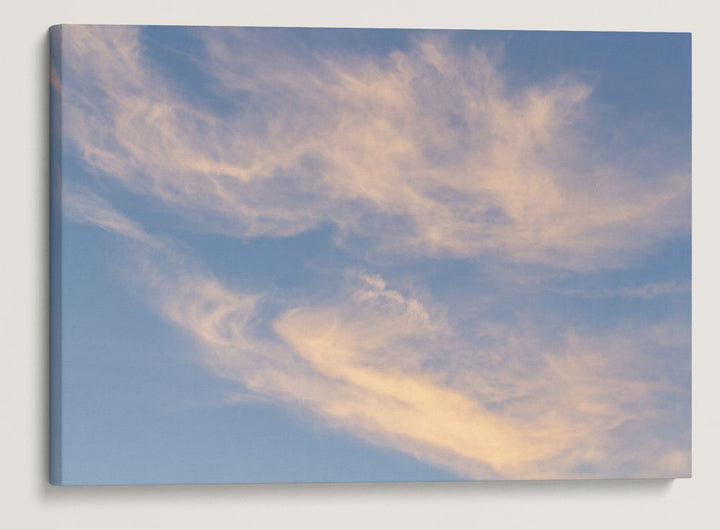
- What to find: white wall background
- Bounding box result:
[2,1,718,528]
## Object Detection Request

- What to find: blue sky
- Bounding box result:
[52,25,690,484]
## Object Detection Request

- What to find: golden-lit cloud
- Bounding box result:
[132,257,689,479]
[59,25,690,271]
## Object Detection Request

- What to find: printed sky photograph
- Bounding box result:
[50,25,691,484]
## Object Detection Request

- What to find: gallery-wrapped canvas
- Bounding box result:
[49,25,691,485]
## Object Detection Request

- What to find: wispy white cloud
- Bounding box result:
[64,183,162,248]
[60,26,690,271]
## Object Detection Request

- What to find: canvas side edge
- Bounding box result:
[49,24,63,486]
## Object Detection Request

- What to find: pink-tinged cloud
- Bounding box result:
[60,26,689,271]
[133,254,689,479]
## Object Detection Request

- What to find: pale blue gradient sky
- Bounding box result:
[52,26,690,484]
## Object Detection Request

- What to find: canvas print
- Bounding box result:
[49,25,691,485]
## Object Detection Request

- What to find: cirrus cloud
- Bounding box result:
[60,25,689,271]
